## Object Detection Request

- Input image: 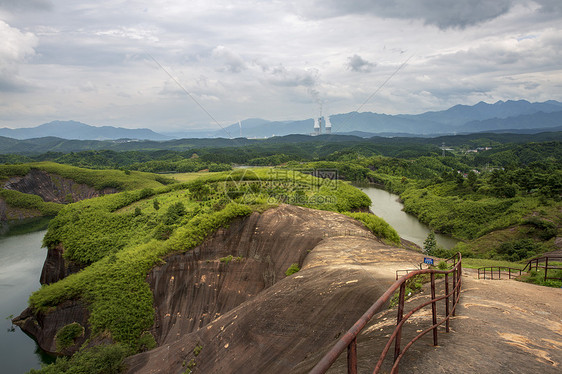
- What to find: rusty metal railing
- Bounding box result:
[478,266,523,280]
[525,255,562,281]
[395,262,430,280]
[310,253,462,374]
[478,255,562,282]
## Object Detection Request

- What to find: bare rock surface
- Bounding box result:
[40,243,83,284]
[13,300,90,355]
[326,268,562,374]
[126,205,426,373]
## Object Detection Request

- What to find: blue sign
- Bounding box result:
[424,257,434,265]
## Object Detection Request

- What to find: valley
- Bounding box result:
[0,129,560,373]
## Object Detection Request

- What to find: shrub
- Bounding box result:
[55,322,84,352]
[137,331,157,352]
[344,212,400,244]
[285,263,300,276]
[29,344,129,374]
[496,239,545,262]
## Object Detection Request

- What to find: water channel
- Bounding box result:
[0,219,55,373]
[356,184,459,250]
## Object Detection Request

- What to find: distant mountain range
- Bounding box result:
[0,120,169,141]
[2,100,562,140]
[174,99,562,138]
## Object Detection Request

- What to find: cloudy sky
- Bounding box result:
[1,0,561,132]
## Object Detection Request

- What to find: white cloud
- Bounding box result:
[0,20,38,92]
[0,1,561,129]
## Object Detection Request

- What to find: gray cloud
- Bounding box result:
[347,54,376,73]
[267,65,319,87]
[0,0,52,12]
[536,0,562,14]
[302,0,514,29]
[212,46,246,73]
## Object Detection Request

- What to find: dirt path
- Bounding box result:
[328,267,562,373]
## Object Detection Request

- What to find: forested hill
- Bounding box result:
[0,131,561,155]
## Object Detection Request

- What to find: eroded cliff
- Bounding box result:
[2,169,117,204]
[126,205,425,373]
[15,203,423,367]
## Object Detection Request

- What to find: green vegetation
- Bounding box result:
[29,344,128,374]
[0,189,62,218]
[0,162,178,222]
[343,212,400,244]
[193,344,203,356]
[461,258,526,270]
[285,263,301,276]
[423,232,437,255]
[0,162,173,190]
[390,273,429,307]
[29,168,377,373]
[219,255,243,265]
[6,132,560,372]
[55,323,84,352]
[298,141,560,262]
[522,269,562,288]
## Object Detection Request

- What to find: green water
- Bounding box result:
[357,185,460,249]
[0,221,56,373]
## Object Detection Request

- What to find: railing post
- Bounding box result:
[347,337,357,374]
[445,272,450,333]
[394,283,406,363]
[452,266,457,317]
[430,273,438,346]
[545,257,549,282]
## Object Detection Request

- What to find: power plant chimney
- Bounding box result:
[313,117,320,136]
[324,115,331,134]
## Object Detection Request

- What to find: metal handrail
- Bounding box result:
[395,262,430,280]
[525,255,562,281]
[310,253,462,374]
[478,255,562,281]
[478,266,523,280]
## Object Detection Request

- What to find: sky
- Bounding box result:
[1,0,561,132]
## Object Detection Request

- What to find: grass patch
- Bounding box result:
[461,258,525,270]
[163,171,221,183]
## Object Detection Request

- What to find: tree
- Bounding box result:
[455,172,464,187]
[467,170,478,190]
[423,231,437,254]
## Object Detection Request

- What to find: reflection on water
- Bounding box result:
[0,221,56,373]
[356,184,459,249]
